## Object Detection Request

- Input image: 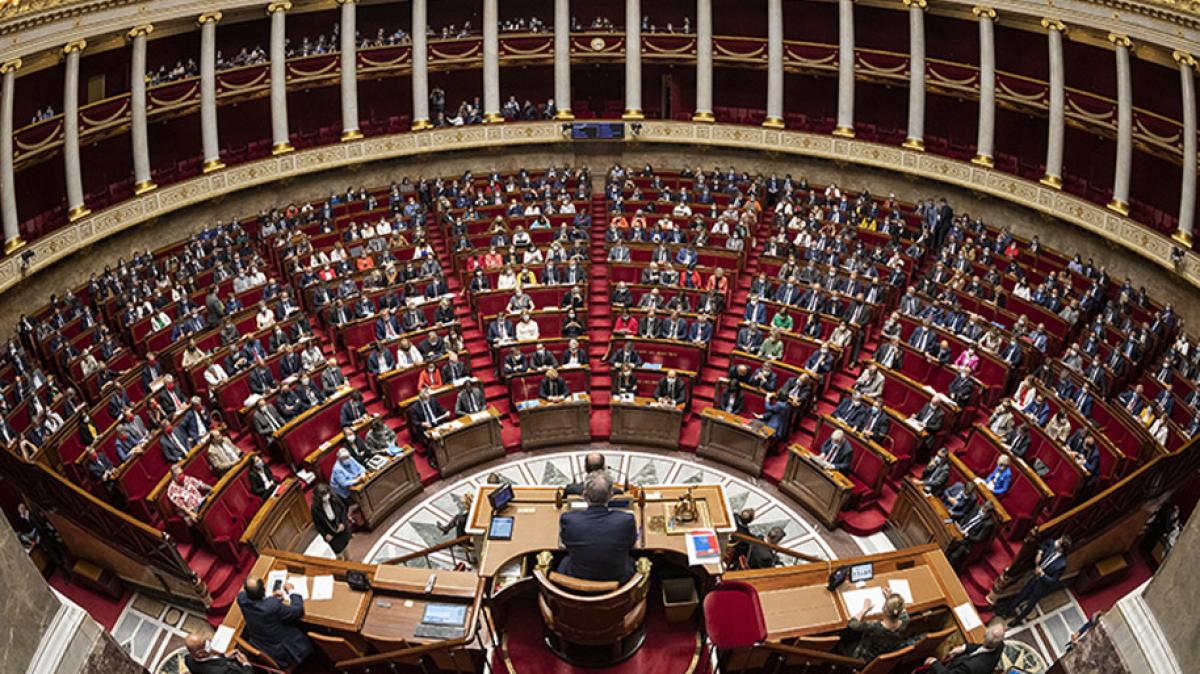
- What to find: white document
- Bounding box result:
[288,575,309,600]
[887,579,914,604]
[311,575,335,601]
[954,602,984,631]
[210,625,234,653]
[841,587,887,616]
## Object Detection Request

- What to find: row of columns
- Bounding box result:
[0,0,1196,253]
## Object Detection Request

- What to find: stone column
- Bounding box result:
[1,59,22,254]
[128,25,155,195]
[268,1,293,153]
[410,0,431,129]
[971,6,996,167]
[482,0,502,122]
[199,12,224,172]
[338,0,361,140]
[1175,50,1196,247]
[903,0,926,150]
[763,0,784,128]
[693,0,713,122]
[553,0,573,119]
[1109,33,1133,215]
[833,0,855,137]
[623,0,643,119]
[63,41,89,221]
[1040,18,1066,187]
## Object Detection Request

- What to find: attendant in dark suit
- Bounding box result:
[1002,537,1071,625]
[558,472,637,582]
[235,577,313,668]
[311,483,353,559]
[654,370,688,405]
[924,624,1006,674]
[746,527,785,569]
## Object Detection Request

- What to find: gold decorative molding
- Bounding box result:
[127,24,152,39]
[0,58,21,74]
[62,39,86,55]
[1041,18,1067,33]
[1109,33,1134,48]
[266,0,292,14]
[197,11,222,25]
[902,0,928,8]
[4,121,1200,302]
[1174,49,1197,67]
[1040,174,1064,189]
[972,6,997,19]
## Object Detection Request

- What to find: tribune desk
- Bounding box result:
[465,484,735,578]
[726,545,986,644]
[778,444,856,529]
[516,393,592,450]
[350,449,423,530]
[609,395,684,450]
[427,407,504,476]
[698,407,775,476]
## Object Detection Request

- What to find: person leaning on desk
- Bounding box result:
[558,471,637,583]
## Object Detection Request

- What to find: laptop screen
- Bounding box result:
[422,603,468,626]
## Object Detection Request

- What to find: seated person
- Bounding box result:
[408,387,449,442]
[166,465,213,525]
[558,472,636,583]
[846,593,911,663]
[908,395,946,434]
[718,381,744,415]
[539,368,570,401]
[942,481,979,524]
[921,448,951,496]
[612,363,638,398]
[504,345,529,375]
[979,455,1013,495]
[813,429,853,473]
[654,369,688,405]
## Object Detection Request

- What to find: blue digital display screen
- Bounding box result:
[571,123,625,140]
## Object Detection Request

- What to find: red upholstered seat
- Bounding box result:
[703,581,766,649]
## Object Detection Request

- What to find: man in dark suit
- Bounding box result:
[539,368,570,401]
[654,370,688,405]
[859,401,890,443]
[159,422,190,463]
[921,448,951,496]
[1002,536,1072,625]
[455,380,486,416]
[910,396,946,434]
[746,527,785,569]
[924,624,1006,674]
[235,577,313,668]
[945,501,996,568]
[339,391,368,427]
[558,472,637,583]
[183,632,251,674]
[564,452,609,496]
[409,387,449,444]
[814,429,853,473]
[487,312,516,345]
[252,399,286,438]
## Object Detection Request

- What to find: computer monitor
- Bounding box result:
[488,482,514,511]
[849,562,874,583]
[421,603,468,626]
[488,515,514,540]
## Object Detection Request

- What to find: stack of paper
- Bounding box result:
[312,575,335,601]
[841,587,887,616]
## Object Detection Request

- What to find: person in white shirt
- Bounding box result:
[204,361,229,387]
[247,267,267,286]
[672,202,692,217]
[395,338,424,367]
[150,310,172,332]
[80,352,102,376]
[301,343,325,371]
[329,245,348,263]
[516,313,540,342]
[255,304,276,330]
[361,222,377,239]
[559,198,576,214]
[497,267,518,290]
[376,218,392,236]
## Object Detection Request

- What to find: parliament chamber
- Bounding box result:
[2,1,1200,674]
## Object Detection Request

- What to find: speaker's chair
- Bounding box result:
[533,550,653,667]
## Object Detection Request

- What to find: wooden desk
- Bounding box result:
[727,545,986,643]
[241,478,316,555]
[697,407,775,476]
[428,407,504,477]
[516,393,592,450]
[360,567,484,649]
[224,555,372,637]
[466,484,734,577]
[609,396,683,449]
[351,448,423,530]
[889,477,962,550]
[777,444,855,529]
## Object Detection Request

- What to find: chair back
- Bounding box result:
[532,551,652,648]
[308,631,367,662]
[859,643,915,674]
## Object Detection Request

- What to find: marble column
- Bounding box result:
[833,0,856,137]
[268,1,293,153]
[693,0,713,121]
[411,0,431,129]
[763,0,784,128]
[553,0,573,119]
[338,0,361,140]
[971,6,996,167]
[1040,18,1066,188]
[482,0,502,122]
[199,12,224,172]
[62,41,89,221]
[902,0,926,150]
[623,0,643,119]
[1,59,21,254]
[1175,50,1196,247]
[128,25,155,195]
[1109,33,1133,215]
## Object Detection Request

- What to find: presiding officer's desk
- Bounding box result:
[609,395,685,449]
[725,544,986,644]
[427,407,504,476]
[698,407,776,476]
[516,392,592,450]
[466,484,735,578]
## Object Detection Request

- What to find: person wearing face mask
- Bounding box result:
[247,455,279,499]
[311,482,353,560]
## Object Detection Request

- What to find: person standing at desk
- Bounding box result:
[558,472,636,583]
[746,526,785,569]
[1000,535,1071,626]
[311,482,353,560]
[235,577,313,668]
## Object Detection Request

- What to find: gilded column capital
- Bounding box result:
[267,1,293,14]
[902,0,927,8]
[1174,50,1196,69]
[1040,18,1066,33]
[0,59,21,74]
[335,0,357,5]
[1108,33,1132,49]
[128,24,154,39]
[972,6,996,19]
[198,12,223,25]
[63,40,87,55]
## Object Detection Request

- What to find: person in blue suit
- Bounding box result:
[1002,536,1071,625]
[558,472,637,583]
[756,392,791,445]
[235,577,313,668]
[982,455,1012,496]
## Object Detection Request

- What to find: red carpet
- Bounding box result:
[501,595,703,674]
[49,571,131,630]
